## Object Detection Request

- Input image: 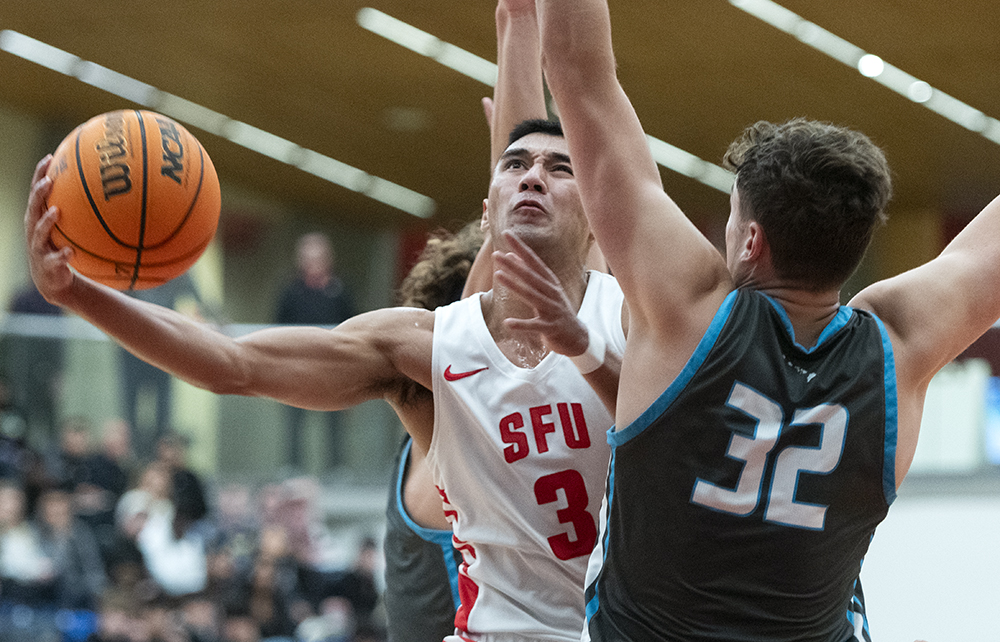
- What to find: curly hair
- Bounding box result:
[397,221,485,310]
[723,118,893,289]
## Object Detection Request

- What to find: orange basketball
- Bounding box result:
[46,109,221,290]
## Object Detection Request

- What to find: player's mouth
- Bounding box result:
[513,198,547,215]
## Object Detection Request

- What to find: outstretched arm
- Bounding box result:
[535,0,729,333]
[466,0,551,299]
[852,196,1000,384]
[851,194,1000,479]
[493,231,622,413]
[491,0,548,168]
[25,158,432,418]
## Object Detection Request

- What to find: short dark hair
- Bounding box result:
[723,118,892,290]
[508,119,564,147]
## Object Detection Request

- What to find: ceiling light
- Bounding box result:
[358,8,498,86]
[357,8,731,194]
[857,54,884,78]
[157,93,230,137]
[0,29,435,218]
[222,120,301,164]
[297,150,372,193]
[365,178,436,219]
[75,60,160,106]
[0,30,78,75]
[907,81,933,104]
[730,0,1000,148]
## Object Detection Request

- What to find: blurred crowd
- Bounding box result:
[0,411,383,642]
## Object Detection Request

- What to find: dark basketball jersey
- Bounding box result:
[383,437,462,642]
[585,289,897,642]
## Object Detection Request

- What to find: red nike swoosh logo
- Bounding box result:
[444,365,489,381]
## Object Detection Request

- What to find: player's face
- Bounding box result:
[485,133,589,255]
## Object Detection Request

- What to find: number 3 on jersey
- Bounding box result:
[691,382,848,530]
[535,469,597,560]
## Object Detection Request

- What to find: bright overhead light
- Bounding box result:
[857,54,884,78]
[75,60,160,106]
[157,93,230,137]
[907,81,933,104]
[0,29,435,218]
[222,120,301,164]
[356,7,440,57]
[366,177,436,219]
[357,8,731,194]
[0,30,78,75]
[357,8,498,86]
[729,0,1000,148]
[297,149,372,193]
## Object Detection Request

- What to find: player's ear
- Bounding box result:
[481,199,491,234]
[743,221,768,263]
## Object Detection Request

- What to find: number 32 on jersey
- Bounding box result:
[691,382,848,530]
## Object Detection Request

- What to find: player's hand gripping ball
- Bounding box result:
[46,109,221,290]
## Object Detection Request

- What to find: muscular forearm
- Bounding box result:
[492,0,547,166]
[537,0,616,97]
[61,275,247,394]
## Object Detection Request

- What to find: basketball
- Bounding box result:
[45,109,221,290]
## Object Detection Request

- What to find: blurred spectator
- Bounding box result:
[232,525,307,639]
[131,446,211,597]
[0,479,59,641]
[36,484,107,609]
[138,502,209,597]
[1,282,64,441]
[43,415,93,491]
[273,233,353,472]
[76,418,137,566]
[86,588,142,642]
[0,375,28,457]
[156,432,209,535]
[179,592,222,642]
[109,462,173,593]
[220,603,261,642]
[141,596,191,642]
[210,483,259,585]
[0,376,48,500]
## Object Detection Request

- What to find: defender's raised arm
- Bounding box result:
[536,0,729,334]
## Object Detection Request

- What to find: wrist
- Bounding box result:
[569,326,606,375]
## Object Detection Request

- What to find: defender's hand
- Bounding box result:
[493,230,589,357]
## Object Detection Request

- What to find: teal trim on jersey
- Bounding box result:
[846,544,872,642]
[585,449,616,625]
[761,293,855,354]
[396,438,461,609]
[608,290,740,446]
[870,313,899,505]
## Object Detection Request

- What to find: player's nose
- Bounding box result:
[519,162,547,194]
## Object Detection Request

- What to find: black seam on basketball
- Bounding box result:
[143,136,207,251]
[53,223,140,268]
[134,234,214,268]
[75,118,134,249]
[131,109,149,290]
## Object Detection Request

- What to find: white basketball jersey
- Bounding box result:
[427,271,625,642]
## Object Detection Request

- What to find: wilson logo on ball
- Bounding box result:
[97,111,132,200]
